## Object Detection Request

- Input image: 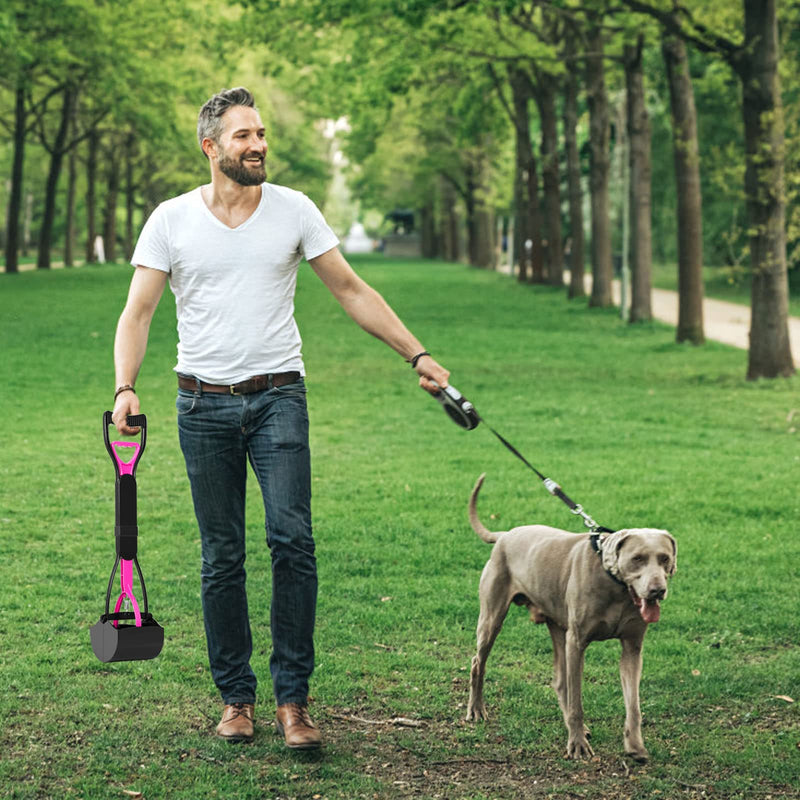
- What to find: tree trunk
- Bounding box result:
[37,86,77,270]
[23,192,34,256]
[420,200,437,258]
[439,176,459,262]
[474,205,495,269]
[464,166,478,266]
[125,134,136,260]
[85,129,99,263]
[663,33,704,343]
[563,28,586,299]
[103,141,121,262]
[738,0,794,378]
[535,78,564,286]
[512,122,530,279]
[584,21,613,307]
[509,68,544,283]
[625,36,653,323]
[65,147,77,267]
[473,149,495,269]
[4,85,26,274]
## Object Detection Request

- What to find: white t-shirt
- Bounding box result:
[130,183,339,384]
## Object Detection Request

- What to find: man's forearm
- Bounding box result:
[332,279,450,392]
[338,281,426,361]
[309,247,450,391]
[112,265,167,392]
[114,309,151,390]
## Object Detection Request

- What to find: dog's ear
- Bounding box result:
[663,531,677,575]
[600,530,630,578]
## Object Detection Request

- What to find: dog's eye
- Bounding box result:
[631,554,645,563]
[658,554,671,566]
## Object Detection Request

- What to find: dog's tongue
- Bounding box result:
[631,591,661,624]
[641,599,660,623]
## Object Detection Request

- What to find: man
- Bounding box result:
[111,87,449,749]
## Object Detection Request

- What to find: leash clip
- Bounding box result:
[571,504,599,530]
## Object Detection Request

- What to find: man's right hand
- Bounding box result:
[112,389,141,435]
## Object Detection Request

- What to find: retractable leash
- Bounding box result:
[90,412,164,663]
[433,384,614,534]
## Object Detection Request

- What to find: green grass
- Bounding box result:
[1,257,798,800]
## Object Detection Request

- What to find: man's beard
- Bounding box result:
[218,151,266,186]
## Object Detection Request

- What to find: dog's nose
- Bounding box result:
[648,587,666,601]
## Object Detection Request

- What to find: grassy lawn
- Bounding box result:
[1,257,798,800]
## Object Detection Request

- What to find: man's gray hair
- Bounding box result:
[197,87,257,155]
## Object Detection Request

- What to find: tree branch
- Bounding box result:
[619,0,741,62]
[439,169,468,203]
[486,63,518,130]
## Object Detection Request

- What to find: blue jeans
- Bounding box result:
[176,378,316,706]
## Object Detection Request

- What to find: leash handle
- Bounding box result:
[432,383,480,430]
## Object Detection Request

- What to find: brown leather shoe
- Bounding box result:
[275,703,322,750]
[215,702,254,743]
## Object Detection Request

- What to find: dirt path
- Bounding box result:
[550,266,800,367]
[609,279,800,368]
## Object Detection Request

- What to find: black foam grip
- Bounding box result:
[116,474,137,526]
[115,525,139,559]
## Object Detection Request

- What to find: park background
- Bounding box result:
[1,1,799,799]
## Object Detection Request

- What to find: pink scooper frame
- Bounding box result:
[109,442,142,626]
[91,412,163,663]
[111,442,142,628]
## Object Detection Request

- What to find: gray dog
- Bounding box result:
[465,474,677,762]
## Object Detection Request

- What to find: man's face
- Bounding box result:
[211,105,268,186]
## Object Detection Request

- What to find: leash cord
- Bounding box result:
[475,413,612,533]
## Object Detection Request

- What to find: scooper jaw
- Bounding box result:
[90,412,164,663]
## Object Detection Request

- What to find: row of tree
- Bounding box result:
[238,0,797,379]
[2,1,797,379]
[1,0,333,272]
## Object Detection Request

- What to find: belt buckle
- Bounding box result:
[229,383,241,396]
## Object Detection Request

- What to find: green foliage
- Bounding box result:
[780,2,800,273]
[0,0,340,263]
[241,0,519,220]
[3,0,800,281]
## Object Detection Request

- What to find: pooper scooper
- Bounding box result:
[90,411,164,662]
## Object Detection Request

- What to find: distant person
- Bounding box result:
[111,87,449,749]
[93,235,105,264]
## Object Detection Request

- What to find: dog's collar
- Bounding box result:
[590,532,628,588]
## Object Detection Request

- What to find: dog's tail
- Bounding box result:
[469,473,501,544]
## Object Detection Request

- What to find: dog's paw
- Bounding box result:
[625,746,649,764]
[565,736,595,760]
[624,731,648,762]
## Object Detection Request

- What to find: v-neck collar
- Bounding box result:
[197,184,266,232]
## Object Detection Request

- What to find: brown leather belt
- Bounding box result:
[178,372,301,395]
